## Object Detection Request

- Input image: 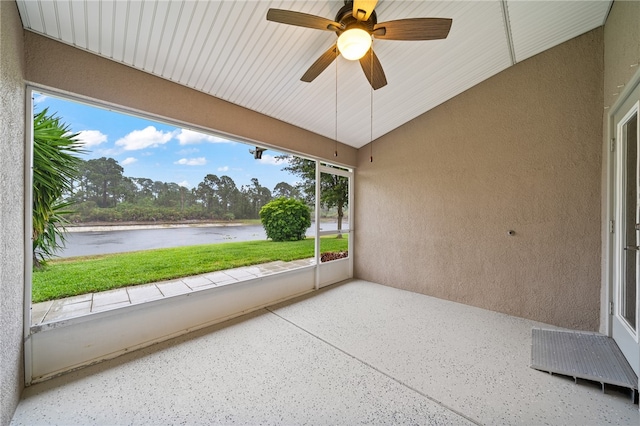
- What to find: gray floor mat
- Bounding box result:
[531,328,638,397]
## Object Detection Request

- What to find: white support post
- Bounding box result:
[314,161,321,290]
[24,86,35,385]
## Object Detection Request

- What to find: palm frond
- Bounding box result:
[32,108,86,267]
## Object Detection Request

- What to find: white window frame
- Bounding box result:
[23,85,355,383]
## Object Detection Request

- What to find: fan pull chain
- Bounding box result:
[370,47,374,163]
[334,45,339,157]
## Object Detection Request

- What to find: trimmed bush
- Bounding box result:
[260,197,311,242]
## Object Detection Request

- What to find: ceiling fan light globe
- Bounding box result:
[337,28,372,60]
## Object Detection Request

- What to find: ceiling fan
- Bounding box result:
[266,0,452,90]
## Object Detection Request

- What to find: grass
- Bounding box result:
[32,236,348,303]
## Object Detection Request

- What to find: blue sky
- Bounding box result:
[33,91,297,191]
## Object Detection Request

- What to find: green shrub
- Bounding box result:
[260,197,311,242]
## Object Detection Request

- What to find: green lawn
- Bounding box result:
[33,236,348,303]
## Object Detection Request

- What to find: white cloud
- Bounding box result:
[174,157,207,166]
[178,180,192,189]
[177,148,199,155]
[217,166,229,172]
[33,94,48,104]
[258,154,288,166]
[121,157,138,165]
[77,130,108,147]
[176,129,230,145]
[95,147,120,157]
[115,126,175,151]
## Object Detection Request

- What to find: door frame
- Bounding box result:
[314,163,354,289]
[612,100,640,358]
[606,66,640,379]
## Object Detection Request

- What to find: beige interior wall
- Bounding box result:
[355,28,604,331]
[0,1,26,424]
[600,0,640,333]
[603,1,640,111]
[23,32,357,167]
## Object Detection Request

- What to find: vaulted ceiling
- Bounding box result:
[16,1,611,148]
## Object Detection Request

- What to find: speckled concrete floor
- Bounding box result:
[11,280,640,425]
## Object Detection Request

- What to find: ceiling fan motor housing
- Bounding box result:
[334,2,377,36]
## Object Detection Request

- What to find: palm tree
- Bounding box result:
[32,108,84,268]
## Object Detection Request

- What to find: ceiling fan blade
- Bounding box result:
[267,9,340,31]
[359,48,387,90]
[301,44,339,83]
[373,18,452,40]
[352,0,378,21]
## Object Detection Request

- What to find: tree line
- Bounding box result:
[68,156,303,223]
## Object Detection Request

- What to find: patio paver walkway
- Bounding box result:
[31,258,315,327]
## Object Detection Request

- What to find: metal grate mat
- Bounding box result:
[531,328,638,399]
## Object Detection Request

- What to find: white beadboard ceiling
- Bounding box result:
[16,0,611,148]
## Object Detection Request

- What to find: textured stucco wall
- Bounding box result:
[603,1,640,112]
[23,32,357,168]
[0,1,25,424]
[355,29,604,331]
[600,0,640,333]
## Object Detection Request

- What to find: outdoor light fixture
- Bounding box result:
[250,147,266,159]
[337,28,372,60]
